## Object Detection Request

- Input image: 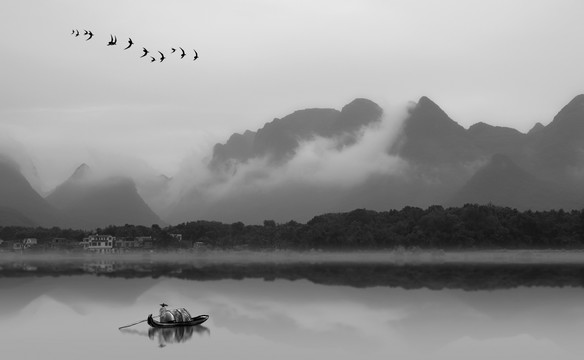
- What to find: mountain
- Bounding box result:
[467,122,526,156]
[0,156,61,227]
[5,95,584,227]
[46,164,163,229]
[531,94,584,184]
[391,96,482,164]
[165,95,584,224]
[209,98,383,171]
[449,154,577,210]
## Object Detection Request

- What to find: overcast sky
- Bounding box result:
[1,0,583,190]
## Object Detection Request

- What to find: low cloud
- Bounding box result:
[170,103,410,207]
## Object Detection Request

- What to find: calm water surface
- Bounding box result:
[1,253,584,359]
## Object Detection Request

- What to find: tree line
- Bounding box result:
[1,204,584,250]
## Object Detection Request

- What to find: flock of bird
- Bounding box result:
[71,29,199,63]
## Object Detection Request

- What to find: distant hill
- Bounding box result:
[0,156,62,227]
[449,154,577,210]
[46,164,163,229]
[467,122,526,157]
[0,208,37,227]
[531,94,584,184]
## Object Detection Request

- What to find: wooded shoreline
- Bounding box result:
[1,204,583,251]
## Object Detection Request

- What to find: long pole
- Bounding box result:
[118,315,159,330]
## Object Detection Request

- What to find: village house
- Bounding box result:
[22,238,38,249]
[83,234,116,253]
[115,237,142,250]
[170,233,183,242]
[136,236,154,249]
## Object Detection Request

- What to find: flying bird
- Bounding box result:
[193,49,199,61]
[171,48,176,53]
[74,30,80,37]
[158,51,165,62]
[179,47,186,59]
[140,47,149,58]
[86,31,93,40]
[71,29,75,35]
[124,38,134,50]
[83,30,88,36]
[150,56,156,63]
[107,35,117,46]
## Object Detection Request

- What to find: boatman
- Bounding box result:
[159,303,175,323]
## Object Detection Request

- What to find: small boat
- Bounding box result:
[147,314,209,328]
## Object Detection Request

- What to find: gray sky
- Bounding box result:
[1,0,583,191]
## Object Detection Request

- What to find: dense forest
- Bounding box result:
[1,204,584,250]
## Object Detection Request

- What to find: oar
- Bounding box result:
[118,315,159,330]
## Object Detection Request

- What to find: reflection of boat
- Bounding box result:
[147,314,209,328]
[148,324,210,346]
[121,324,210,347]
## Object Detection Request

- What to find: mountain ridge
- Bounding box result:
[2,94,584,227]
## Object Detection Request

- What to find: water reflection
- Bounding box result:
[2,255,584,290]
[120,325,210,347]
[2,274,584,359]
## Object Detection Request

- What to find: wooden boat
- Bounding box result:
[147,314,209,328]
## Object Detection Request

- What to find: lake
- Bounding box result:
[2,251,584,359]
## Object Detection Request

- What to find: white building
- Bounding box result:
[23,238,38,249]
[83,234,116,253]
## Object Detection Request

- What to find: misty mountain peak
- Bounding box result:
[392,96,480,163]
[548,94,584,131]
[407,96,465,132]
[71,163,91,181]
[528,122,545,134]
[416,96,447,115]
[558,94,584,115]
[340,98,383,121]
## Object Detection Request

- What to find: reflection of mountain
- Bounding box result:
[0,274,161,317]
[3,260,584,291]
